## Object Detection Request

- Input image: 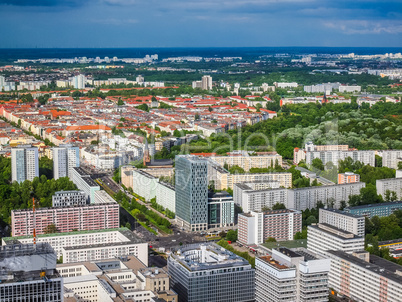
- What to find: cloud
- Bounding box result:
[324,20,402,34]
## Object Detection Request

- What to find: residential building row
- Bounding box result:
[11,201,119,237]
[234,181,365,212]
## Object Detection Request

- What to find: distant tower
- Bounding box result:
[322,92,328,104]
[143,139,151,166]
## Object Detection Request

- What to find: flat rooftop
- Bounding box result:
[171,243,250,272]
[82,176,99,187]
[345,201,402,210]
[258,255,290,270]
[310,223,363,240]
[73,167,89,177]
[3,228,134,243]
[321,208,364,219]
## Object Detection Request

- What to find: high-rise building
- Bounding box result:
[201,75,212,90]
[382,150,402,169]
[53,145,80,179]
[71,74,86,89]
[0,243,63,302]
[168,243,255,302]
[327,250,402,302]
[175,155,208,231]
[11,145,39,183]
[255,248,330,302]
[319,208,365,236]
[238,209,302,246]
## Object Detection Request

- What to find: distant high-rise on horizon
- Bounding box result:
[175,155,208,232]
[11,145,39,183]
[71,74,86,89]
[53,145,80,179]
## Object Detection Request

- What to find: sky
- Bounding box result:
[0,0,402,48]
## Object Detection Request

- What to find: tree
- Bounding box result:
[137,104,149,112]
[208,106,213,112]
[195,113,200,120]
[384,190,398,202]
[306,215,317,225]
[398,162,402,170]
[226,229,238,242]
[312,158,324,171]
[266,237,277,243]
[272,203,286,210]
[261,206,270,212]
[117,99,124,106]
[43,224,59,234]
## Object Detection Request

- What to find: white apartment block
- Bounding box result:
[255,248,330,302]
[234,184,288,213]
[235,182,365,212]
[376,177,402,200]
[211,152,282,171]
[274,82,298,88]
[11,146,39,183]
[52,190,87,207]
[338,85,361,93]
[238,209,302,245]
[53,145,80,179]
[327,250,402,302]
[3,228,148,266]
[287,182,365,210]
[132,169,158,201]
[382,150,402,169]
[307,223,365,257]
[305,150,375,167]
[71,167,100,203]
[155,182,176,213]
[397,170,402,178]
[319,208,365,237]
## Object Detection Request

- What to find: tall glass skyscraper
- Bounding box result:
[175,155,208,232]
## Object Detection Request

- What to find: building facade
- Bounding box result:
[307,223,365,257]
[382,150,402,169]
[3,228,148,266]
[319,208,365,237]
[155,182,176,213]
[207,191,235,229]
[168,243,255,302]
[52,190,87,207]
[211,152,282,171]
[11,145,39,183]
[238,209,302,246]
[376,177,402,201]
[11,202,119,237]
[0,243,63,302]
[71,167,100,203]
[53,145,80,179]
[327,250,402,302]
[255,248,330,302]
[175,155,208,231]
[305,150,375,167]
[338,172,360,184]
[344,201,402,218]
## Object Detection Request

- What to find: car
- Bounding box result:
[177,232,180,235]
[171,239,176,242]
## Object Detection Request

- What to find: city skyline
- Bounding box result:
[0,0,401,48]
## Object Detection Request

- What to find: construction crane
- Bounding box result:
[32,197,37,249]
